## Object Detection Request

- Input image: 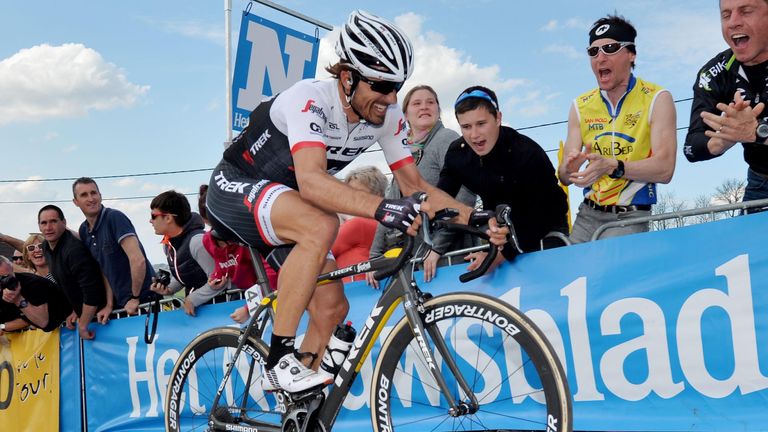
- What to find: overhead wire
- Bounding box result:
[0,97,697,204]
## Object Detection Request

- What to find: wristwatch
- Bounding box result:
[18,300,29,309]
[608,160,625,179]
[130,294,141,300]
[756,120,768,142]
[0,323,6,331]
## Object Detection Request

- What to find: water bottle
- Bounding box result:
[319,321,357,379]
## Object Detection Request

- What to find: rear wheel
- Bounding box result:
[164,326,282,431]
[370,293,572,432]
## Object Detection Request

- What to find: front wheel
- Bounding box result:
[164,326,282,431]
[371,293,572,432]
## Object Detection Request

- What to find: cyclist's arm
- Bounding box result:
[293,146,382,218]
[392,162,473,224]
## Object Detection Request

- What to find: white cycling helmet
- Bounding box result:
[336,10,414,82]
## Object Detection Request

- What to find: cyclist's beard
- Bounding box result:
[350,94,386,126]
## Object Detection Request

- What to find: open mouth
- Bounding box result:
[373,103,387,113]
[599,68,612,80]
[732,34,749,48]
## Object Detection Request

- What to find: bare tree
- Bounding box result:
[651,191,688,231]
[691,193,718,224]
[713,178,746,218]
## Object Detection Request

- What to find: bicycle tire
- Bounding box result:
[164,326,282,432]
[370,292,572,432]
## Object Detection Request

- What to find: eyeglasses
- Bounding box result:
[25,244,42,252]
[454,89,499,110]
[355,73,404,95]
[150,212,177,220]
[587,42,634,57]
[11,256,24,262]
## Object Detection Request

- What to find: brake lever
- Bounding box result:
[372,192,426,280]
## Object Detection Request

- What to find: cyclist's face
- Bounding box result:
[456,106,502,157]
[720,0,768,65]
[589,37,635,93]
[349,74,398,126]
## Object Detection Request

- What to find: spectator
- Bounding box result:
[438,85,569,270]
[684,0,768,212]
[368,85,477,286]
[0,255,73,333]
[332,166,387,282]
[12,250,26,269]
[149,190,223,316]
[72,177,156,314]
[38,205,108,340]
[198,184,276,323]
[558,14,677,242]
[22,234,54,281]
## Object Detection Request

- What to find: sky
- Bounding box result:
[0,0,744,264]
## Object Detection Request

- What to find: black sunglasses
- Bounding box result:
[11,256,24,261]
[355,73,404,95]
[587,42,634,57]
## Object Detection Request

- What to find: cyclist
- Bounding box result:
[206,10,506,393]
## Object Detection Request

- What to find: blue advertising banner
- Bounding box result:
[231,13,320,132]
[59,328,80,432]
[77,212,768,431]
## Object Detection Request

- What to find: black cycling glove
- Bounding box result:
[375,195,421,232]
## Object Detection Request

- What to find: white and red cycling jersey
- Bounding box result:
[223,78,413,189]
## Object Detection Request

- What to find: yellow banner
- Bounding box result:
[0,329,60,431]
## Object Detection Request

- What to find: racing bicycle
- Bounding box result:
[164,206,572,432]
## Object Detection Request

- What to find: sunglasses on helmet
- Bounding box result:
[587,42,634,57]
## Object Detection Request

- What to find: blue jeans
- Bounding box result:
[743,168,768,214]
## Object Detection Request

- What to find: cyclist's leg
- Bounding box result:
[302,258,348,369]
[264,190,340,391]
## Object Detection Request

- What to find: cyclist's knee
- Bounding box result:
[295,213,339,251]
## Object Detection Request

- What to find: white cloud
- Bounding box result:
[0,43,149,125]
[541,20,558,31]
[62,145,79,153]
[317,12,543,130]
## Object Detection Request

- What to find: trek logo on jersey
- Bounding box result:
[326,145,365,157]
[215,171,251,194]
[249,129,272,155]
[301,99,327,122]
[698,60,727,91]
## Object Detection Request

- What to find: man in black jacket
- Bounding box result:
[438,85,569,269]
[38,205,108,340]
[684,0,768,210]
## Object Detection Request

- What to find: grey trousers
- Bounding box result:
[569,202,651,244]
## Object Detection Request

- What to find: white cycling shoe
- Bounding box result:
[262,353,332,393]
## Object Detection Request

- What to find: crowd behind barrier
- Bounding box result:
[2,210,767,430]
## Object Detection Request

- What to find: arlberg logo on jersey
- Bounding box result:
[215,171,251,194]
[301,99,328,122]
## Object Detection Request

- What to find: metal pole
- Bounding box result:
[224,0,233,148]
[251,0,333,30]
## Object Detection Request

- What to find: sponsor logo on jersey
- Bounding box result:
[328,122,339,130]
[309,122,322,135]
[394,118,406,136]
[353,134,375,141]
[698,60,727,91]
[248,129,272,155]
[301,99,327,122]
[326,146,366,157]
[215,171,251,194]
[624,111,642,129]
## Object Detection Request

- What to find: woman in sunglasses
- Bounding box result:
[558,14,677,243]
[0,233,53,280]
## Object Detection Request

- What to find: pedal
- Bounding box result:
[281,389,325,432]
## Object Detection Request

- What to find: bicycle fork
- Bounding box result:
[402,285,479,417]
